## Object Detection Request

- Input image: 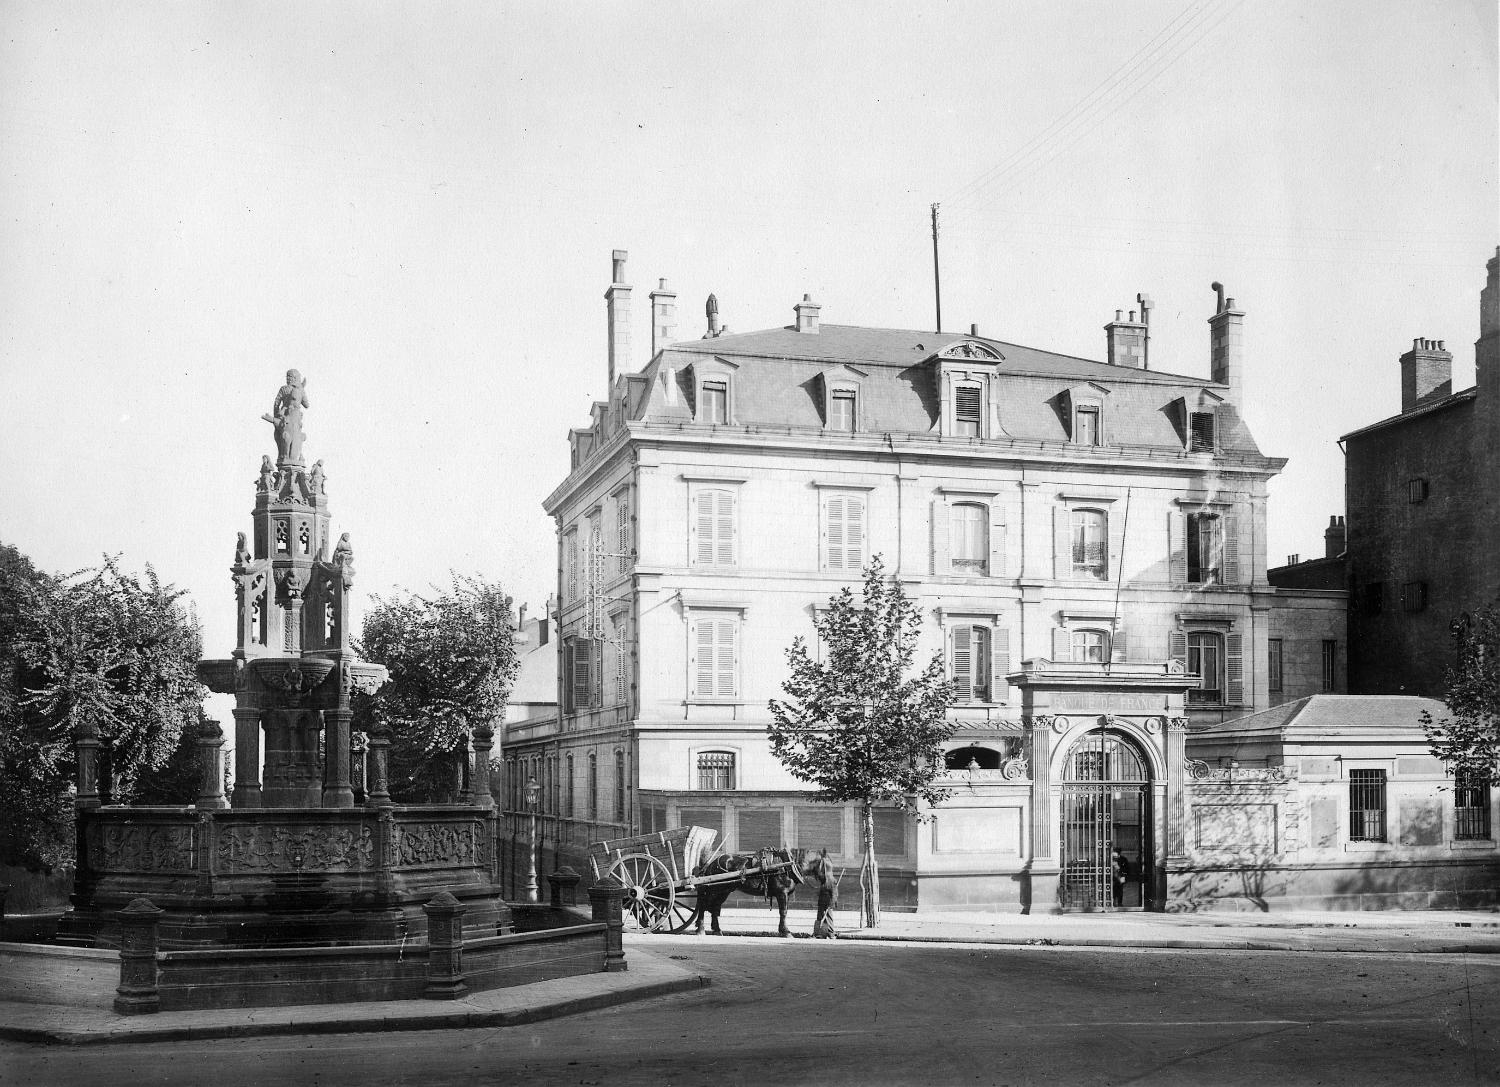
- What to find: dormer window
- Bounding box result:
[954,385,982,437]
[829,390,856,432]
[689,358,739,425]
[1075,406,1100,446]
[1189,411,1216,452]
[701,381,728,424]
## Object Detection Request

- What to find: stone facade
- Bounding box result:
[512,253,1348,912]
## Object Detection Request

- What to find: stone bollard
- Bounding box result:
[114,898,164,1015]
[588,876,627,973]
[548,866,583,907]
[423,891,468,999]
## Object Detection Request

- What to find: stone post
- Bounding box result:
[457,735,474,805]
[350,731,368,806]
[422,891,467,999]
[1166,716,1190,861]
[367,722,393,807]
[196,718,228,809]
[322,707,355,809]
[231,707,263,808]
[114,898,164,1015]
[470,724,495,810]
[548,866,583,907]
[588,876,627,972]
[74,716,102,809]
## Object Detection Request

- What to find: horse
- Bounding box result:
[690,847,815,937]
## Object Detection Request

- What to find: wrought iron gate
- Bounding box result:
[1059,729,1150,910]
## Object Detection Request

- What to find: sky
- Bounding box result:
[1,1,1496,720]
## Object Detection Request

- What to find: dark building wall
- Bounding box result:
[1344,396,1493,695]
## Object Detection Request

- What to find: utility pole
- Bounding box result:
[930,203,943,333]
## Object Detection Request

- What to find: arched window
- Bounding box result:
[1187,631,1224,704]
[697,750,736,790]
[1071,509,1108,580]
[1063,730,1149,782]
[1071,628,1111,663]
[945,745,1001,770]
[950,503,988,574]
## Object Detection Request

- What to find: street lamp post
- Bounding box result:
[524,776,540,904]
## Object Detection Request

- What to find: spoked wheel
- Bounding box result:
[665,885,700,933]
[607,854,676,932]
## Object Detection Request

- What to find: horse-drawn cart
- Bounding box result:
[587,827,801,933]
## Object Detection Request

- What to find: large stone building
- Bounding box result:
[1342,248,1500,696]
[508,252,1352,913]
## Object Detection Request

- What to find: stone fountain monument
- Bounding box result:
[60,372,512,950]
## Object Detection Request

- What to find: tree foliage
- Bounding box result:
[767,556,956,925]
[1422,601,1500,786]
[0,544,205,871]
[355,575,518,803]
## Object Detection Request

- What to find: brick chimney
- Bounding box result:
[1208,282,1244,390]
[1478,247,1500,406]
[650,278,676,357]
[794,294,821,334]
[1324,515,1346,558]
[605,250,631,387]
[1399,338,1453,411]
[1105,308,1147,368]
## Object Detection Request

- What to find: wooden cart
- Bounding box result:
[587,826,798,933]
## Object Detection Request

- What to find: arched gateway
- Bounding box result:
[1059,729,1151,909]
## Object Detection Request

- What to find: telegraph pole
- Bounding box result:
[930,203,943,333]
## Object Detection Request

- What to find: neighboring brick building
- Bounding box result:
[1342,249,1500,696]
[505,252,1349,914]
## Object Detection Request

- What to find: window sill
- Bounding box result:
[685,698,745,707]
[1343,841,1389,852]
[1449,839,1497,851]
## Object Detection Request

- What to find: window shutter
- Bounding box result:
[991,627,1010,703]
[563,641,576,713]
[1168,630,1187,667]
[693,490,714,565]
[1111,626,1128,663]
[1226,632,1244,704]
[1107,509,1124,583]
[594,638,605,707]
[824,495,843,570]
[988,507,1006,577]
[573,638,592,708]
[847,496,865,570]
[1222,516,1240,585]
[716,619,737,698]
[1052,626,1070,662]
[716,490,736,567]
[931,499,950,574]
[952,626,973,699]
[617,492,631,570]
[693,621,715,697]
[1054,507,1072,578]
[1169,513,1187,583]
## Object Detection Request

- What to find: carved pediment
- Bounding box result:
[938,340,1004,362]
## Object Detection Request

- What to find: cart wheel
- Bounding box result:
[607,854,676,932]
[665,885,700,933]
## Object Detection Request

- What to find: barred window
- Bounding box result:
[1408,478,1429,504]
[1349,769,1387,842]
[697,750,736,791]
[1321,640,1337,692]
[1455,775,1491,841]
[1268,638,1284,694]
[1402,581,1428,612]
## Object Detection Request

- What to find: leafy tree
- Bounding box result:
[1422,601,1500,788]
[0,545,204,871]
[767,556,957,927]
[355,575,518,803]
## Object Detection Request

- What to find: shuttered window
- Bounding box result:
[1071,509,1108,580]
[615,490,631,572]
[1187,513,1221,584]
[569,637,596,710]
[614,751,627,821]
[954,385,982,437]
[611,613,628,703]
[588,753,598,819]
[950,503,988,573]
[823,493,867,571]
[691,615,739,699]
[691,487,737,568]
[1187,632,1223,704]
[1189,411,1216,452]
[951,625,991,703]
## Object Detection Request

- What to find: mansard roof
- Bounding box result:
[627,323,1267,457]
[1193,695,1447,739]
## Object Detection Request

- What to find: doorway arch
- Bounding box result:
[1059,729,1151,910]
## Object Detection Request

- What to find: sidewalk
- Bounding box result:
[694,904,1500,955]
[0,943,708,1047]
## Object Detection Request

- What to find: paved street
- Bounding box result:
[4,936,1498,1087]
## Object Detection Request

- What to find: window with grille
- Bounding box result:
[1189,411,1216,452]
[1268,638,1284,694]
[1401,581,1428,612]
[588,752,598,819]
[1187,513,1221,584]
[951,625,991,702]
[697,751,736,791]
[954,385,982,437]
[829,390,856,432]
[823,493,866,571]
[690,615,739,699]
[1071,629,1110,663]
[691,487,737,568]
[1075,406,1100,446]
[1348,769,1387,841]
[1187,632,1223,704]
[1455,775,1491,840]
[1321,640,1337,692]
[614,751,627,821]
[700,380,728,424]
[950,503,988,573]
[1071,508,1108,580]
[1408,478,1429,504]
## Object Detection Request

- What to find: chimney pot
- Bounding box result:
[1400,335,1453,411]
[970,323,979,336]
